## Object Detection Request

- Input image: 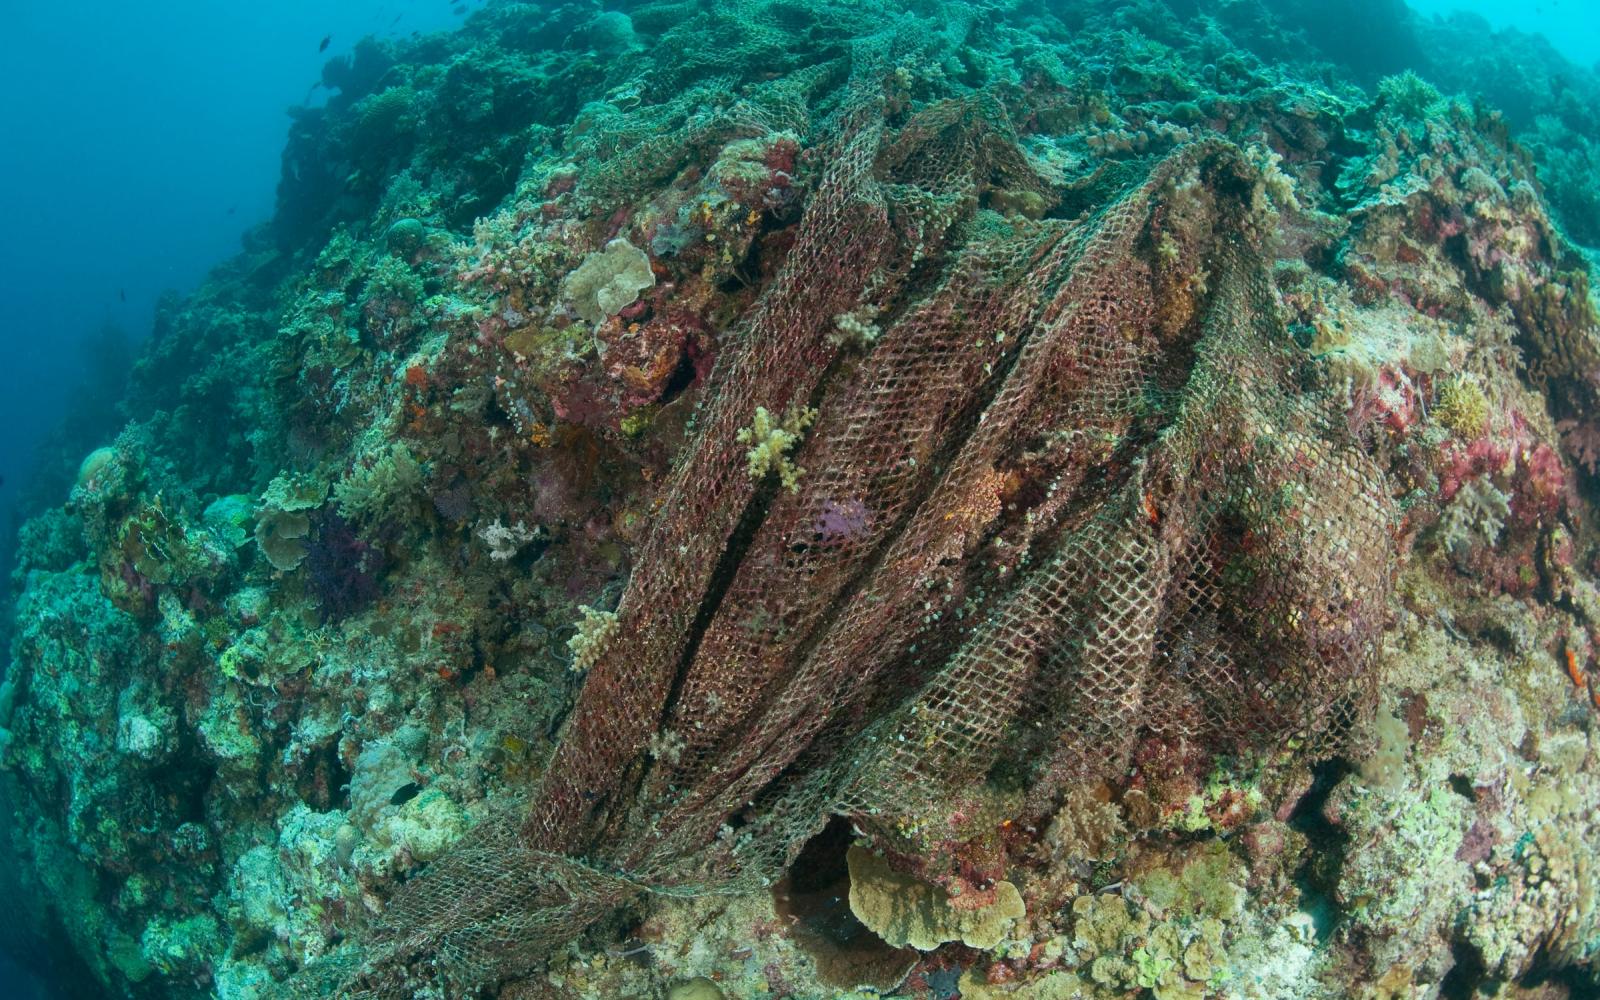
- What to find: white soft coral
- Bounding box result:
[1439,477,1510,557]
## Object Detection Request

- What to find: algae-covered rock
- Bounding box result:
[203,494,255,549]
[259,472,327,512]
[225,845,290,944]
[377,789,468,863]
[957,968,1092,999]
[846,845,1024,951]
[140,913,223,976]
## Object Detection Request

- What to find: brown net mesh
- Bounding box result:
[297,31,1393,1000]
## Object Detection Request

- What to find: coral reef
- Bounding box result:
[2,1,1598,998]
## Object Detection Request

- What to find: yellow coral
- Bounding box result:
[737,403,817,492]
[1433,374,1490,439]
[846,846,1025,951]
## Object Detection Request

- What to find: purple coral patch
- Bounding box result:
[304,512,388,621]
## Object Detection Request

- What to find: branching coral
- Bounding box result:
[1376,69,1445,121]
[829,306,882,350]
[477,518,540,562]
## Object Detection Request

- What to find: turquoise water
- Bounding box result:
[0,0,1596,996]
[1409,0,1600,67]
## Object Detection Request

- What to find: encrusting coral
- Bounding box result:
[847,846,1026,952]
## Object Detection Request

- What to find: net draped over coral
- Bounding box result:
[307,24,1394,1000]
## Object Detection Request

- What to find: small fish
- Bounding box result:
[226,204,237,216]
[118,288,126,303]
[319,34,332,52]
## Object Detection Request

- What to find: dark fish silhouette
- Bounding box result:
[226,205,237,216]
[319,34,332,52]
[118,289,126,303]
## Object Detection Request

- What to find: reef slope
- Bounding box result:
[2,2,1598,998]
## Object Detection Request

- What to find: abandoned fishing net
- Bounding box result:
[289,22,1392,1000]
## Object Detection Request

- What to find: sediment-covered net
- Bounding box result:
[307,25,1393,1000]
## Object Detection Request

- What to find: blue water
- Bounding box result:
[0,0,473,586]
[0,5,486,997]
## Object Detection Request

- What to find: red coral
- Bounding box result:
[1557,418,1600,474]
[1439,410,1570,526]
[1439,435,1512,502]
[544,170,578,197]
[1514,441,1569,527]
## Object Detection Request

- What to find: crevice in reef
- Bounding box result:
[772,817,919,993]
